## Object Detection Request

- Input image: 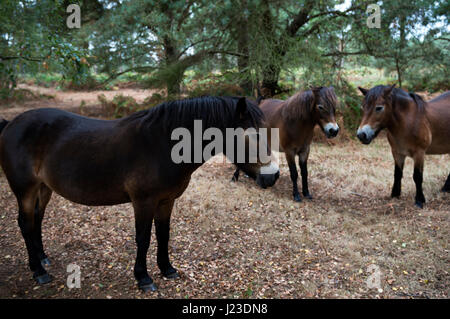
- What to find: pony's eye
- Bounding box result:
[375,105,384,113]
[317,104,324,111]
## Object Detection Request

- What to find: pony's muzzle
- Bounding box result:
[357,131,372,144]
[357,125,375,144]
[257,162,280,188]
[256,170,280,189]
[324,123,339,138]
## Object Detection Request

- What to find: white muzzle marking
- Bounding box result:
[260,161,279,175]
[324,122,339,134]
[357,124,375,139]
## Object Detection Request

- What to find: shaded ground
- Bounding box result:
[0,86,448,299]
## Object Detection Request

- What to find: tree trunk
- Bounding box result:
[166,68,184,96]
[163,37,183,96]
[237,0,252,95]
[396,59,402,88]
[261,65,281,97]
[260,0,280,97]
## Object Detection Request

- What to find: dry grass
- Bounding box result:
[0,86,448,299]
[0,138,448,299]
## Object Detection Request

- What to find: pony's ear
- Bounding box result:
[236,97,248,119]
[358,87,369,96]
[384,84,396,96]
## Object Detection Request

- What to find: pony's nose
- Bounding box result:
[256,170,280,189]
[357,131,369,144]
[324,123,339,138]
[329,127,339,137]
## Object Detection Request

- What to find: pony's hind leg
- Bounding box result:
[35,184,53,266]
[412,151,426,208]
[132,198,157,292]
[442,173,450,192]
[155,199,178,279]
[16,186,52,284]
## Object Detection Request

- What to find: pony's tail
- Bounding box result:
[0,118,8,135]
[409,92,426,112]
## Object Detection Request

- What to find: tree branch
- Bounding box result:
[0,55,45,62]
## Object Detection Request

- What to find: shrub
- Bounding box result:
[98,94,140,118]
[335,82,363,134]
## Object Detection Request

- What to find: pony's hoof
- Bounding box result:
[303,194,313,200]
[139,282,158,293]
[163,270,180,279]
[33,273,52,285]
[442,187,450,193]
[293,194,302,202]
[415,201,424,209]
[138,277,157,293]
[40,258,51,266]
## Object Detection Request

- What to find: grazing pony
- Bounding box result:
[233,87,339,202]
[0,96,279,292]
[357,85,450,208]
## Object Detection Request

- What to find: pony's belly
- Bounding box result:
[40,166,131,206]
[50,183,131,206]
[426,143,450,155]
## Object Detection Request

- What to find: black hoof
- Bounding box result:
[138,277,157,293]
[40,258,51,266]
[442,187,450,193]
[293,194,302,202]
[140,282,158,292]
[33,273,52,284]
[303,194,313,200]
[415,201,424,209]
[231,176,238,182]
[391,193,400,198]
[162,270,180,279]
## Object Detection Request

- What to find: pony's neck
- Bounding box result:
[281,91,316,123]
[387,95,424,135]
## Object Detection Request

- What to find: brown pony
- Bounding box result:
[233,87,339,202]
[0,96,279,292]
[357,85,450,208]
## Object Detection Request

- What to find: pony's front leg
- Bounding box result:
[155,199,179,279]
[391,151,405,198]
[132,199,157,292]
[412,152,426,208]
[286,152,301,202]
[298,145,312,199]
[231,168,240,182]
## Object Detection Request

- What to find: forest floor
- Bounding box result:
[0,85,448,299]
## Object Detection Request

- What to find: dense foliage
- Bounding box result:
[1,1,448,116]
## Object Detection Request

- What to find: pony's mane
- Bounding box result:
[366,85,427,112]
[281,87,336,121]
[121,96,264,131]
[281,90,315,121]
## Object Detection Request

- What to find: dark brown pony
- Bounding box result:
[357,85,450,208]
[0,96,279,292]
[233,87,339,201]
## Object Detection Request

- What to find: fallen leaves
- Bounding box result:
[0,97,449,299]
